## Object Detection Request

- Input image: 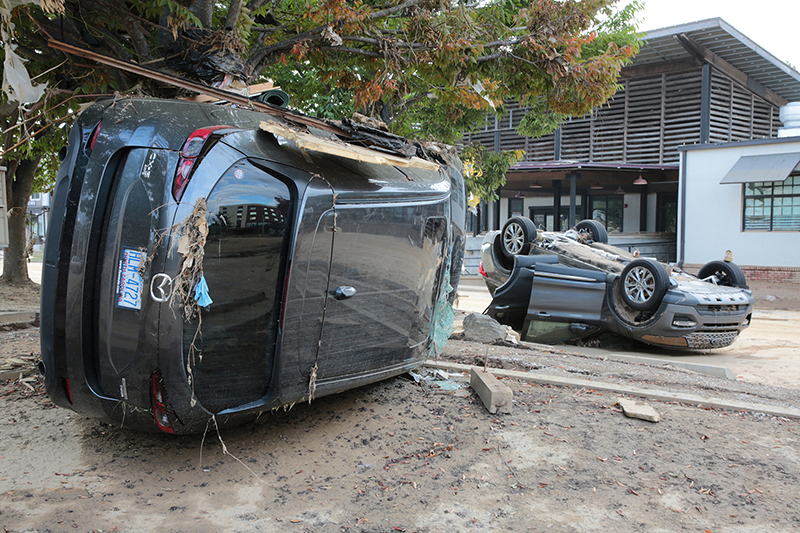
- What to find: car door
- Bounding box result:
[525,263,607,343]
[314,201,448,382]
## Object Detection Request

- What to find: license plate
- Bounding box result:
[116,248,145,310]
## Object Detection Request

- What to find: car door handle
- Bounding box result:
[333,286,357,300]
[536,311,551,317]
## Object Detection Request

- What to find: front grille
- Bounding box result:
[698,323,740,331]
[697,304,745,316]
[686,331,739,349]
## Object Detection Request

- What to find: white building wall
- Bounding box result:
[681,138,800,268]
[622,194,640,233]
[647,193,657,232]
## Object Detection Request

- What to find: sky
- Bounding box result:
[636,0,800,70]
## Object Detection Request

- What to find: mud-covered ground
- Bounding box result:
[2,353,799,532]
[2,280,800,532]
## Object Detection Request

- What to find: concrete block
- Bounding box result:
[0,312,37,327]
[470,367,513,414]
[616,398,660,422]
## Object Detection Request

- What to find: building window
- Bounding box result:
[743,175,800,231]
[509,197,524,217]
[589,195,623,233]
[656,193,677,233]
[529,206,582,232]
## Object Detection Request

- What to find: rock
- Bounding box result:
[462,313,507,344]
[765,294,777,302]
[616,398,661,423]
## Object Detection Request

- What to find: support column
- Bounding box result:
[639,186,648,232]
[700,63,712,144]
[568,172,578,228]
[553,180,562,231]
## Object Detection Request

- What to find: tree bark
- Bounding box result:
[224,0,244,30]
[1,157,40,286]
[191,0,214,29]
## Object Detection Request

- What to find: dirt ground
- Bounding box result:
[2,279,800,532]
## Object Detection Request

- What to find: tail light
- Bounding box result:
[478,261,487,277]
[84,121,102,155]
[64,378,74,404]
[151,371,175,433]
[172,126,231,201]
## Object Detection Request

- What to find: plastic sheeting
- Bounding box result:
[1,0,49,105]
[164,28,249,85]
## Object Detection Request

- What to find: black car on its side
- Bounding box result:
[41,97,465,433]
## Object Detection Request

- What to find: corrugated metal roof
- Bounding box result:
[635,18,800,102]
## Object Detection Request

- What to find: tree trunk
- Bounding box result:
[224,0,244,30]
[1,157,40,286]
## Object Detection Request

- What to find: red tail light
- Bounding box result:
[478,261,487,277]
[64,378,73,404]
[151,371,175,433]
[90,121,102,149]
[172,126,231,201]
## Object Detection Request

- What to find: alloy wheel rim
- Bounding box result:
[503,223,524,254]
[624,266,655,304]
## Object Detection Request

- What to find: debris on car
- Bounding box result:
[480,217,753,351]
[40,96,466,433]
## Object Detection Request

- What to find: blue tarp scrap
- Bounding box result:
[194,275,213,307]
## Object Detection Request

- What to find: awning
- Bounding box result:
[720,152,800,184]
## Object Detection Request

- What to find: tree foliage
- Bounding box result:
[461,143,524,202]
[1,0,642,282]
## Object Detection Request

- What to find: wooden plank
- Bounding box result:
[674,33,788,108]
[620,58,702,79]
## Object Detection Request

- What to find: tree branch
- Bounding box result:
[224,0,245,29]
[249,0,426,76]
[316,45,384,59]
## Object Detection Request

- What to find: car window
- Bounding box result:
[184,160,293,412]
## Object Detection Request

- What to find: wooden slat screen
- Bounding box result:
[592,80,626,162]
[663,70,703,163]
[464,66,779,164]
[560,115,592,161]
[709,70,779,143]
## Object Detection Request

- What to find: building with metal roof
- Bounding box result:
[463,18,800,270]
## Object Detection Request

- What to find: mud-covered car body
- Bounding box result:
[41,98,465,433]
[480,220,753,350]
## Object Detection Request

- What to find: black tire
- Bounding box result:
[619,259,669,311]
[575,219,608,244]
[501,216,537,259]
[697,261,748,289]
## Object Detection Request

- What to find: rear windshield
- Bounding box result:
[184,160,293,412]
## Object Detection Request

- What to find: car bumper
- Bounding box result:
[614,300,753,350]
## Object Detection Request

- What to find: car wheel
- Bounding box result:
[501,216,537,259]
[619,259,669,311]
[575,219,608,244]
[697,260,748,288]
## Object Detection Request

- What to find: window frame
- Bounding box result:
[742,174,800,232]
[588,195,624,234]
